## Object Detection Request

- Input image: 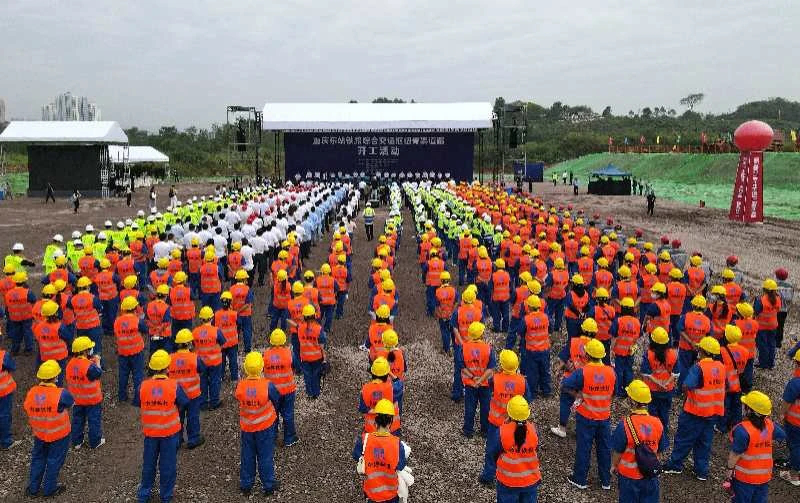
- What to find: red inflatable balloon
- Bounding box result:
[734,120,773,151]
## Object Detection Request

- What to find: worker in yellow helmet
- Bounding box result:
[5,271,37,353]
[65,336,104,449]
[753,278,781,370]
[459,322,496,438]
[262,329,298,447]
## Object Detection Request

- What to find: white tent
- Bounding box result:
[0,121,128,144]
[261,102,493,131]
[108,145,169,164]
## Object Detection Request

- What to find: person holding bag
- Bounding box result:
[353,399,407,503]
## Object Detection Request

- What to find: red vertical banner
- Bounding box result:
[747,151,764,222]
[729,153,749,221]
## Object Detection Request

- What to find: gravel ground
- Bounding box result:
[0,181,797,502]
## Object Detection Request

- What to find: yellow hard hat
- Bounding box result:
[594,287,609,299]
[698,336,720,355]
[710,285,726,296]
[76,276,92,288]
[618,265,631,279]
[13,271,28,284]
[220,291,233,301]
[379,235,387,244]
[650,327,669,345]
[156,284,170,296]
[149,350,171,371]
[41,300,59,318]
[526,295,542,309]
[381,329,399,348]
[478,247,489,259]
[691,295,707,309]
[235,269,249,280]
[624,252,635,262]
[304,270,315,280]
[269,328,287,346]
[690,255,702,267]
[468,321,485,339]
[627,237,637,246]
[519,271,533,284]
[571,274,584,285]
[669,268,683,279]
[379,269,391,281]
[440,271,451,282]
[625,379,652,404]
[204,251,216,262]
[549,257,563,269]
[36,360,62,380]
[371,357,390,377]
[741,390,772,416]
[199,306,214,320]
[374,398,395,416]
[191,237,200,246]
[171,248,182,259]
[173,271,187,284]
[597,257,609,268]
[100,258,111,270]
[154,257,168,269]
[428,248,438,257]
[277,269,288,281]
[724,324,742,343]
[123,275,138,289]
[121,295,139,311]
[320,264,332,274]
[292,281,305,295]
[763,279,778,291]
[71,336,95,353]
[581,318,598,334]
[42,284,57,296]
[644,263,657,274]
[302,304,316,317]
[84,246,94,255]
[334,242,344,252]
[722,268,735,280]
[506,395,530,422]
[550,242,561,252]
[55,256,68,266]
[659,251,671,261]
[499,349,519,372]
[382,279,395,292]
[244,351,264,376]
[527,280,542,295]
[175,329,194,345]
[53,279,66,292]
[371,258,383,268]
[736,302,754,318]
[375,304,391,319]
[278,250,289,260]
[432,237,442,247]
[495,258,505,269]
[643,242,654,251]
[621,297,635,308]
[580,245,590,256]
[651,282,667,294]
[232,242,242,251]
[585,339,606,359]
[461,289,476,304]
[522,244,532,254]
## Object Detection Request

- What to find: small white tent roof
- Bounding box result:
[261,102,493,131]
[0,121,128,144]
[109,146,169,164]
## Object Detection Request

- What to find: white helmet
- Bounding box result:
[137,210,145,217]
[176,201,182,207]
[366,202,371,207]
[104,220,112,228]
[73,239,83,246]
[125,219,133,226]
[150,208,157,214]
[155,212,163,219]
[97,232,107,240]
[495,225,502,232]
[12,243,24,251]
[147,216,155,222]
[131,223,139,230]
[85,224,94,232]
[71,231,82,239]
[117,221,125,229]
[52,249,64,258]
[53,234,64,243]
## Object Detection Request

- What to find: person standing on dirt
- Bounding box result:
[363,202,375,241]
[646,191,656,216]
[168,185,177,208]
[71,189,81,213]
[45,182,55,204]
[125,185,132,207]
[552,172,558,187]
[459,321,495,438]
[775,268,793,349]
[149,186,157,212]
[562,171,568,185]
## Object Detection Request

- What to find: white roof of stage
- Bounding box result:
[108,145,169,164]
[261,102,493,131]
[0,121,128,144]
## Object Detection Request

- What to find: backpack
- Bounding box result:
[625,415,661,479]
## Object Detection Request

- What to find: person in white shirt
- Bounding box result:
[152,237,173,263]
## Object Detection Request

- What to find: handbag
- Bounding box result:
[625,415,661,479]
[356,433,368,474]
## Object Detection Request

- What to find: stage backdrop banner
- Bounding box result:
[283,132,474,181]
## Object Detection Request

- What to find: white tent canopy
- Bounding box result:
[109,145,169,164]
[0,121,128,144]
[261,102,493,131]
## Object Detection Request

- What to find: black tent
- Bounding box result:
[587,164,632,195]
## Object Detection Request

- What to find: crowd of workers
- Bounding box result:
[403,180,797,503]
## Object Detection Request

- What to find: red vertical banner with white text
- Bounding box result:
[729,153,749,221]
[729,151,764,223]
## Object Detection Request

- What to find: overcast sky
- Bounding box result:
[3,0,798,130]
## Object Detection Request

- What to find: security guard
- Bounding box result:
[263,329,298,446]
[168,329,205,449]
[137,350,188,503]
[24,360,73,497]
[363,202,375,241]
[235,352,281,496]
[114,296,147,406]
[459,321,496,438]
[65,336,104,449]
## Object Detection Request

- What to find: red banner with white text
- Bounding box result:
[729,151,764,223]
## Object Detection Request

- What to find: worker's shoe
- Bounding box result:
[567,477,587,490]
[24,487,38,498]
[264,481,280,496]
[42,485,66,498]
[187,436,205,449]
[91,438,106,449]
[695,474,708,481]
[209,400,224,410]
[284,438,299,447]
[549,425,567,438]
[662,468,683,475]
[779,470,800,486]
[240,487,252,496]
[0,440,22,450]
[601,484,611,490]
[478,477,494,488]
[73,442,83,450]
[462,430,474,439]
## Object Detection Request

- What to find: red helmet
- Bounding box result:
[692,251,703,257]
[726,255,738,265]
[671,239,681,249]
[593,213,600,219]
[776,268,789,280]
[558,206,564,211]
[634,229,643,237]
[567,205,573,210]
[660,235,670,244]
[606,218,614,225]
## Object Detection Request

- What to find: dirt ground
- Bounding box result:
[0,182,797,502]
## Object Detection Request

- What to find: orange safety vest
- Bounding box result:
[576,364,615,420]
[786,374,800,427]
[680,311,712,350]
[235,377,277,432]
[491,270,511,301]
[24,385,71,442]
[613,315,641,356]
[94,270,118,301]
[709,303,734,339]
[199,262,221,294]
[548,269,569,299]
[617,413,664,480]
[34,321,68,361]
[756,294,780,330]
[507,244,522,267]
[657,261,673,283]
[435,285,456,320]
[71,291,100,329]
[496,422,541,488]
[595,269,614,291]
[368,323,391,359]
[58,294,75,325]
[510,286,531,319]
[735,318,759,355]
[362,433,400,501]
[523,311,550,351]
[186,247,203,274]
[272,280,291,309]
[721,344,750,393]
[145,300,170,340]
[564,290,590,319]
[731,419,775,485]
[32,299,46,325]
[458,237,472,260]
[564,336,589,377]
[361,380,400,433]
[455,304,482,346]
[226,283,252,317]
[687,267,706,293]
[169,285,195,321]
[193,324,223,366]
[372,293,396,314]
[5,286,33,321]
[78,255,99,280]
[47,269,71,295]
[114,313,145,356]
[684,358,725,417]
[594,303,616,341]
[647,299,671,333]
[644,349,678,393]
[298,322,323,362]
[129,240,146,263]
[66,357,102,405]
[425,258,445,287]
[332,265,349,292]
[149,270,170,290]
[564,240,579,263]
[371,347,406,381]
[116,257,136,279]
[270,259,288,278]
[461,340,491,387]
[723,282,743,308]
[214,309,239,348]
[0,350,16,397]
[303,286,321,315]
[316,276,336,306]
[418,241,432,264]
[263,346,296,395]
[139,378,181,437]
[640,273,658,304]
[476,258,493,283]
[168,351,201,400]
[227,251,243,278]
[287,297,306,334]
[667,281,687,315]
[488,373,526,426]
[167,259,182,278]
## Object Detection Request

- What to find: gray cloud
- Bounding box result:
[2,0,798,130]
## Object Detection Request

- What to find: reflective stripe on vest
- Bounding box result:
[114,314,145,356]
[0,350,17,397]
[24,385,71,442]
[488,373,526,426]
[684,359,725,417]
[140,379,181,437]
[236,378,277,432]
[496,422,541,488]
[263,347,296,394]
[577,365,614,420]
[168,352,201,399]
[732,419,774,484]
[298,322,323,362]
[193,325,223,366]
[66,357,102,405]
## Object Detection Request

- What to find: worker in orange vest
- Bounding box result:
[754,279,782,370]
[149,258,171,291]
[94,259,119,336]
[676,295,711,389]
[169,271,195,337]
[137,350,188,503]
[664,337,725,480]
[480,350,529,486]
[726,391,785,502]
[546,258,570,334]
[315,264,338,333]
[24,360,73,497]
[507,271,533,350]
[114,296,147,406]
[293,304,326,398]
[779,351,800,486]
[185,238,203,298]
[486,395,541,501]
[352,399,407,503]
[33,300,71,386]
[666,268,688,341]
[216,291,240,381]
[458,230,473,286]
[77,246,100,281]
[263,329,298,446]
[0,347,18,450]
[640,327,678,452]
[642,282,670,340]
[610,380,664,502]
[423,248,445,316]
[5,271,37,354]
[459,321,496,438]
[169,329,205,449]
[718,325,752,434]
[564,338,616,490]
[236,352,281,495]
[590,287,616,365]
[332,254,351,319]
[193,306,225,410]
[611,297,642,397]
[70,276,104,359]
[517,295,551,398]
[435,271,457,354]
[489,259,511,333]
[65,336,104,449]
[230,270,254,352]
[450,290,483,402]
[563,273,590,339]
[359,357,402,435]
[145,284,172,354]
[733,302,759,393]
[227,241,244,281]
[199,250,222,311]
[269,269,291,332]
[475,247,493,318]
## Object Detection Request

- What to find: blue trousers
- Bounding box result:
[238,316,253,352]
[665,412,714,477]
[648,392,673,451]
[718,391,742,433]
[7,319,34,352]
[618,474,659,503]
[741,359,754,393]
[522,349,551,397]
[179,397,202,446]
[268,305,288,331]
[614,355,634,397]
[0,393,12,448]
[188,273,200,299]
[756,330,776,369]
[572,414,611,487]
[290,333,301,372]
[101,298,119,335]
[240,426,277,492]
[452,345,464,400]
[222,346,239,381]
[137,433,179,503]
[78,326,104,360]
[458,259,467,285]
[507,317,522,345]
[565,318,581,339]
[301,359,322,398]
[320,305,335,333]
[28,435,70,496]
[478,284,491,317]
[559,391,575,426]
[171,318,192,338]
[732,479,768,503]
[438,319,452,353]
[463,385,491,435]
[276,392,298,444]
[786,422,800,471]
[200,292,220,311]
[335,292,347,319]
[491,301,510,332]
[481,423,499,482]
[676,348,697,390]
[118,352,144,405]
[496,481,538,503]
[425,286,436,316]
[71,403,103,447]
[549,299,565,333]
[199,363,222,408]
[134,262,148,287]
